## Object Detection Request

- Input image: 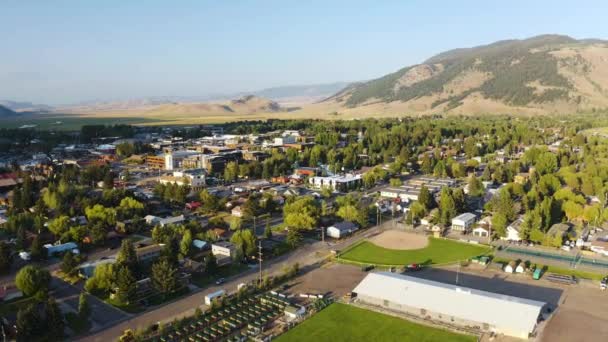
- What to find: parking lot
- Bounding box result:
[285,263,367,299]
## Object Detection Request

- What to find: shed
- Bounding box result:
[326,221,358,239]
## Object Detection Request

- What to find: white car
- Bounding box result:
[19,251,31,261]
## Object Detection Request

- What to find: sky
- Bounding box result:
[2,0,608,105]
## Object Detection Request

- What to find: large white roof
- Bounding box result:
[353,272,545,336]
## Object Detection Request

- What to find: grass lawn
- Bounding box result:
[275,303,475,342]
[494,257,606,281]
[191,263,250,288]
[339,238,491,266]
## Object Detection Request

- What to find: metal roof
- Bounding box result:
[353,272,545,336]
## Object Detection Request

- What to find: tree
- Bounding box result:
[199,189,219,213]
[45,297,65,341]
[467,174,484,197]
[16,304,43,341]
[224,161,238,182]
[61,251,78,276]
[230,229,257,257]
[84,263,115,295]
[230,216,243,231]
[48,215,70,238]
[151,260,179,297]
[118,196,144,218]
[492,213,509,237]
[85,204,117,226]
[180,229,193,257]
[283,196,320,230]
[117,239,138,272]
[0,242,13,274]
[29,236,46,261]
[286,228,302,247]
[15,265,51,299]
[204,254,218,275]
[78,292,91,320]
[264,220,273,239]
[115,266,136,304]
[418,185,432,212]
[439,187,456,226]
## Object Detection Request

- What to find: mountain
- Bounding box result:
[249,82,350,102]
[0,105,19,118]
[0,100,52,112]
[325,35,608,114]
[76,95,299,117]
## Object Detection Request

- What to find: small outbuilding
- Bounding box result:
[326,221,358,239]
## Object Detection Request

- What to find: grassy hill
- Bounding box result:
[326,34,608,114]
[0,105,18,118]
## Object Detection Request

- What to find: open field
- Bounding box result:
[339,238,490,266]
[275,303,475,342]
[0,114,167,130]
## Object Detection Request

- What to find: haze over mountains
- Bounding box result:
[5,35,608,119]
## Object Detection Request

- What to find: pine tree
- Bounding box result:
[115,266,136,305]
[78,292,91,320]
[45,297,65,341]
[116,239,137,272]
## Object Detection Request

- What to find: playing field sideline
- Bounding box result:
[339,237,491,266]
[275,303,475,342]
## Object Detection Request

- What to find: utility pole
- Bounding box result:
[456,262,460,285]
[258,240,263,285]
[321,226,325,243]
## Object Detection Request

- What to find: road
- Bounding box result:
[79,219,392,341]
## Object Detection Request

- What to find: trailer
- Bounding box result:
[205,289,225,305]
[545,273,577,285]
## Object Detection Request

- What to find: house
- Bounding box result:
[326,221,358,239]
[78,257,116,279]
[231,206,244,218]
[212,241,236,258]
[547,223,572,245]
[135,244,163,262]
[192,239,209,251]
[451,213,476,233]
[430,225,445,238]
[144,215,185,227]
[505,217,524,241]
[472,226,490,238]
[309,174,362,192]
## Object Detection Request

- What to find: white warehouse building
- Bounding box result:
[353,273,546,339]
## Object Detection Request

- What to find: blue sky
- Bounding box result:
[2,0,607,104]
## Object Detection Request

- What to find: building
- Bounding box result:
[135,244,163,262]
[231,206,244,217]
[353,273,546,339]
[44,242,79,256]
[326,221,358,239]
[79,257,116,279]
[159,169,206,190]
[144,214,185,227]
[546,223,571,245]
[504,217,524,241]
[451,213,476,233]
[380,177,457,202]
[309,174,362,192]
[212,241,236,258]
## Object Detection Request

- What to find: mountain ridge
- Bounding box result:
[325,34,608,114]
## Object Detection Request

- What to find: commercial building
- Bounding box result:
[159,169,206,190]
[309,174,362,191]
[380,177,458,202]
[353,273,546,339]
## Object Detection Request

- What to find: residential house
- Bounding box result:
[451,213,476,234]
[135,244,163,262]
[505,217,524,241]
[212,241,236,258]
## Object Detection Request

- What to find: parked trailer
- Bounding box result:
[204,289,225,305]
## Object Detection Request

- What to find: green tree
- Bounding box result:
[224,161,239,182]
[151,260,179,297]
[0,242,13,274]
[467,174,484,197]
[418,185,432,212]
[180,229,193,257]
[29,236,46,261]
[61,251,78,276]
[78,292,91,320]
[45,297,65,341]
[286,228,302,248]
[84,263,115,295]
[204,254,218,275]
[283,196,320,230]
[439,187,456,226]
[114,266,136,304]
[48,215,70,238]
[16,304,43,341]
[15,265,51,299]
[116,239,138,272]
[264,220,273,239]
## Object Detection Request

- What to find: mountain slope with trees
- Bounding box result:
[325,35,608,115]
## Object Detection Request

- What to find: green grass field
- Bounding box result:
[275,303,475,342]
[339,238,490,266]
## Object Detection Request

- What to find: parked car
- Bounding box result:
[404,263,422,272]
[601,276,608,290]
[215,278,225,285]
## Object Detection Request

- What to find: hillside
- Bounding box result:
[0,105,18,118]
[325,35,608,114]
